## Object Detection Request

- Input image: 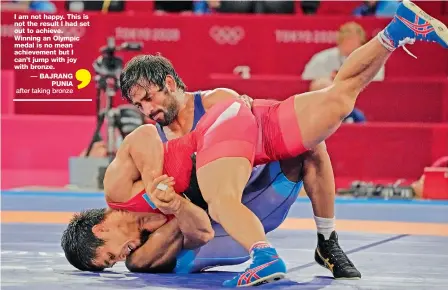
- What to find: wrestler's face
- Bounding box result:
[129,77,180,126]
[91,211,167,268]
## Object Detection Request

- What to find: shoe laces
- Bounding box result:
[402,37,439,59]
[402,45,418,59]
[321,239,353,269]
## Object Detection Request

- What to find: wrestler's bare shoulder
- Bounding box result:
[201,88,239,110]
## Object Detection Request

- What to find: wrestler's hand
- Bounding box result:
[237,94,253,109]
[149,174,182,215]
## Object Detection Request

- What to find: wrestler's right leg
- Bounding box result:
[290,0,447,150]
[196,100,287,287]
[176,161,303,275]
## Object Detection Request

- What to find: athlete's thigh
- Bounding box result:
[197,157,252,203]
[194,99,258,203]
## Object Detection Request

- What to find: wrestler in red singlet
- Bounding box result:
[107,99,259,214]
[107,97,305,214]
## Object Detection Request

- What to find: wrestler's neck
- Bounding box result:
[164,92,196,136]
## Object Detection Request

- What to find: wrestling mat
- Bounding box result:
[1,189,448,290]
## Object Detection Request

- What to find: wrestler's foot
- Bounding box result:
[314,231,361,280]
[223,247,286,287]
[377,0,448,56]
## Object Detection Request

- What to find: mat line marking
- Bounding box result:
[288,234,409,273]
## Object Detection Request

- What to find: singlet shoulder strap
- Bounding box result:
[192,91,206,130]
[155,123,168,143]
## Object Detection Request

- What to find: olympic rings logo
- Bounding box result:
[209,26,245,45]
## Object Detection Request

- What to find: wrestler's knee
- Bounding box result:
[124,124,158,145]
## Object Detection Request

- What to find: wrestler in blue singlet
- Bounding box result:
[156,92,303,273]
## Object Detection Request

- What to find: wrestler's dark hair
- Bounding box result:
[61,208,107,271]
[120,53,186,103]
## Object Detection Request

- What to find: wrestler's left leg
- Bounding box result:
[292,144,361,279]
[277,148,336,229]
[292,144,336,222]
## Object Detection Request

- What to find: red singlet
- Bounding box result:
[108,99,258,213]
[252,97,305,164]
[107,96,306,213]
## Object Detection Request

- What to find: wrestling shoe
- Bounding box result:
[314,231,361,280]
[223,246,286,287]
[377,0,448,57]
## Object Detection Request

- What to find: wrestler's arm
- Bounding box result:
[174,197,214,249]
[301,142,337,210]
[104,125,163,204]
[126,203,213,273]
[126,125,165,198]
[125,203,213,273]
[133,180,214,249]
[125,124,218,246]
[125,218,183,273]
[115,124,203,243]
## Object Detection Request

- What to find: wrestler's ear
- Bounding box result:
[165,75,176,92]
[92,224,108,234]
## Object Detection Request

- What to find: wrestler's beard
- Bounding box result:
[154,101,178,127]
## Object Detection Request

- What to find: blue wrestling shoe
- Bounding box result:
[223,246,286,287]
[377,0,448,56]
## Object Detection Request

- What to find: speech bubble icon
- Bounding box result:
[76,69,91,89]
